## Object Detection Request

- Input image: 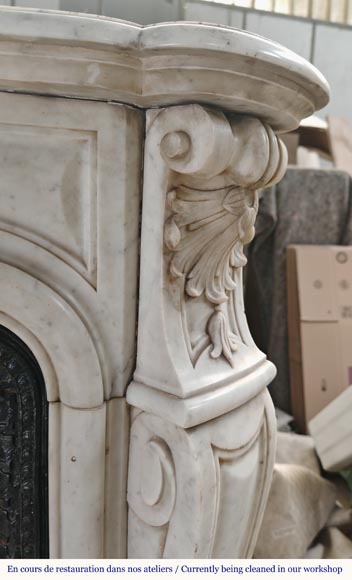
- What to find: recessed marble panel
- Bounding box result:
[0,125,97,284]
[0,92,143,400]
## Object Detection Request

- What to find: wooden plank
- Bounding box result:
[328,115,352,177]
[287,246,307,433]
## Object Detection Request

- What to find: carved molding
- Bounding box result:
[0,263,103,408]
[128,390,276,558]
[0,10,330,132]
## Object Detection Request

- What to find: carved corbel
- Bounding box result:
[127,105,287,557]
[162,111,287,368]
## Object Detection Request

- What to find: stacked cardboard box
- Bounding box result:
[287,245,352,433]
[309,385,352,472]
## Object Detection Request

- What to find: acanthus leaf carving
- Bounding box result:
[165,185,258,302]
[161,109,287,368]
[164,185,259,366]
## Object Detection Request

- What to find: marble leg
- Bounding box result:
[128,390,276,558]
[127,104,287,558]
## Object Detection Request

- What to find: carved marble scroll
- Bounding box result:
[128,390,276,558]
[127,104,287,558]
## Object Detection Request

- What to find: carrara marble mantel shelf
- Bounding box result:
[0,7,329,559]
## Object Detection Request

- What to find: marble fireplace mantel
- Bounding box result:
[0,6,329,559]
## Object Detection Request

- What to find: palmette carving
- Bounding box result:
[164,186,257,301]
[164,185,258,365]
[160,107,287,367]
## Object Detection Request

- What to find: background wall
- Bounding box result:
[1,0,351,121]
[0,0,183,23]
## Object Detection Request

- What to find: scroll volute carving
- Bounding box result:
[160,106,287,368]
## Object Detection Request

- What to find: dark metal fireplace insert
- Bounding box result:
[0,325,48,558]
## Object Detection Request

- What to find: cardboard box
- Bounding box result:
[287,245,352,433]
[309,385,352,472]
[299,115,330,158]
[280,115,332,169]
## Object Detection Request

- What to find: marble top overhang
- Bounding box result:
[0,7,329,132]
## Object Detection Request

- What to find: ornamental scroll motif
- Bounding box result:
[128,390,276,558]
[160,107,287,367]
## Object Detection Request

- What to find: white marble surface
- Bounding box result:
[128,390,276,558]
[126,64,325,554]
[48,399,129,559]
[0,264,102,407]
[0,92,142,400]
[0,88,142,557]
[0,8,329,560]
[49,403,106,558]
[127,103,286,557]
[128,105,286,426]
[0,6,329,131]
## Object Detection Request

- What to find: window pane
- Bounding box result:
[312,0,329,20]
[200,0,235,4]
[197,0,352,24]
[292,0,309,17]
[235,0,254,7]
[330,0,347,22]
[274,0,291,14]
[255,0,274,11]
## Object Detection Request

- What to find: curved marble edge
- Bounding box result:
[0,7,330,131]
[127,359,276,428]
